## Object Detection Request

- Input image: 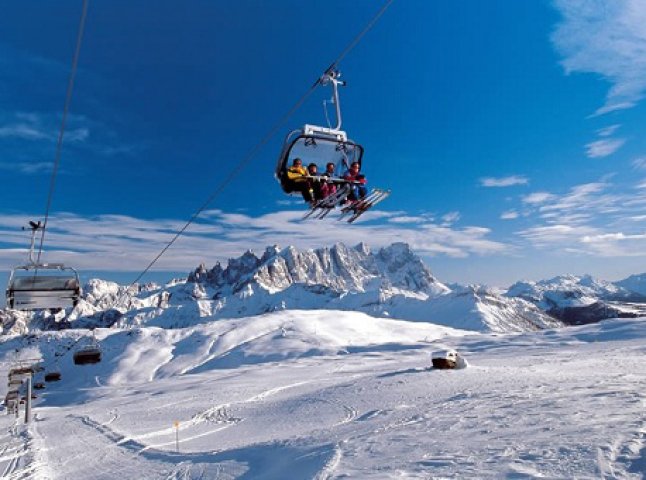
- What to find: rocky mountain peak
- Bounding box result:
[188,242,448,297]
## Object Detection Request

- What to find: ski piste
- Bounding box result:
[344,189,391,223]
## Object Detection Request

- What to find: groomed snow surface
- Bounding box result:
[2,310,646,479]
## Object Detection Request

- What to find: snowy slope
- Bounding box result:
[2,312,646,478]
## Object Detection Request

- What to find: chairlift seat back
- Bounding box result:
[73,347,102,365]
[6,265,81,310]
[44,371,62,382]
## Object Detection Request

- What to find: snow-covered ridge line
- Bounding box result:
[1,242,563,335]
[505,273,646,325]
[187,242,449,297]
[4,242,645,335]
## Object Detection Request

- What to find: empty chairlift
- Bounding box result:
[5,221,81,310]
[73,346,101,365]
[44,371,62,382]
[73,330,102,365]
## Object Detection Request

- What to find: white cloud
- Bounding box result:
[633,157,646,170]
[0,210,510,271]
[517,224,598,247]
[0,111,136,161]
[552,0,646,115]
[0,114,91,143]
[441,211,460,225]
[0,124,49,140]
[500,210,519,220]
[596,124,621,137]
[66,127,90,143]
[522,192,556,204]
[537,182,611,218]
[479,175,528,187]
[0,162,53,174]
[276,199,301,207]
[636,179,646,190]
[580,232,646,256]
[387,215,429,224]
[585,138,625,158]
[516,178,646,256]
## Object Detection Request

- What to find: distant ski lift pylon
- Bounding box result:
[5,221,81,310]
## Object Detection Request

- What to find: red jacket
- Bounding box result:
[343,169,367,184]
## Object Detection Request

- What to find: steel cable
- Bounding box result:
[109,0,397,309]
[36,0,89,265]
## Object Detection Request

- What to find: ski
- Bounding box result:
[302,184,351,220]
[339,188,384,218]
[301,184,389,222]
[346,189,391,223]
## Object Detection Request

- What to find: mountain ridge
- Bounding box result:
[1,242,562,335]
[3,242,646,335]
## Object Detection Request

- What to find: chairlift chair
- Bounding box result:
[73,346,101,365]
[73,330,102,365]
[44,371,62,382]
[275,70,389,220]
[275,128,364,193]
[5,221,81,310]
[275,70,364,193]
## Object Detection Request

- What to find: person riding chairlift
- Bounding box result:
[284,158,315,205]
[307,163,326,201]
[320,162,338,199]
[343,161,367,201]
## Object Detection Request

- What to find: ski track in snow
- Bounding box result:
[314,442,343,480]
[245,381,312,403]
[601,394,646,478]
[0,420,40,480]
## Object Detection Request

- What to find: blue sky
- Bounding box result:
[1,0,646,289]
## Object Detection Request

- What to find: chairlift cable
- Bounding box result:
[321,0,395,80]
[36,0,89,265]
[111,0,396,308]
[117,82,320,301]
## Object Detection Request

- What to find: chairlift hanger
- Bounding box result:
[275,69,389,221]
[73,329,102,365]
[275,70,362,186]
[6,221,81,311]
[5,2,87,310]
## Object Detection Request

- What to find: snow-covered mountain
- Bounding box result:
[4,245,646,478]
[616,273,646,297]
[507,274,623,308]
[1,242,561,335]
[505,274,646,324]
[187,242,449,298]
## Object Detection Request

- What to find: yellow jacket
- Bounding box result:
[286,165,308,182]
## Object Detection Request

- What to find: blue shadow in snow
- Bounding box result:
[377,367,429,379]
